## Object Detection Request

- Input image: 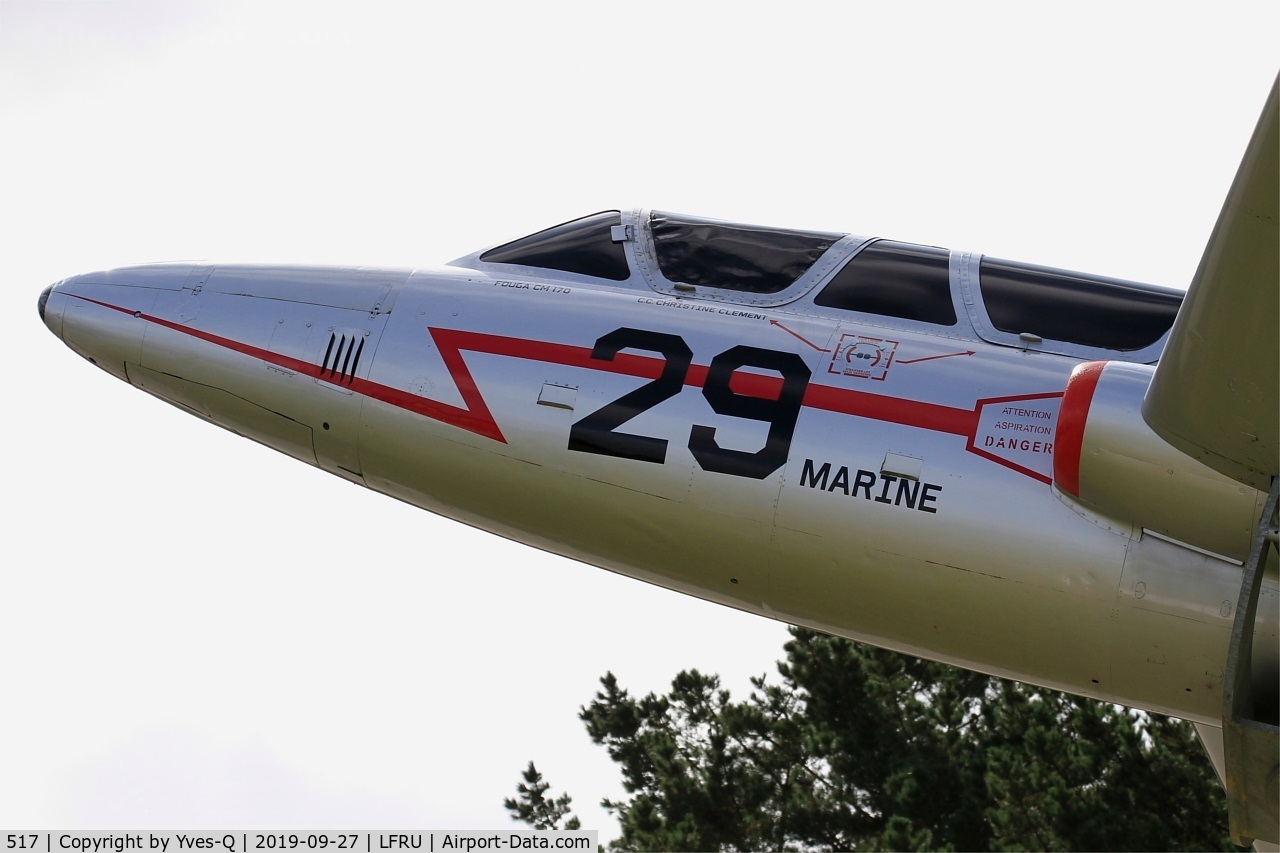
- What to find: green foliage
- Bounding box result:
[508,627,1236,851]
[504,761,581,831]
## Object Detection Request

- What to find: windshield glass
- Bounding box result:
[480,211,630,281]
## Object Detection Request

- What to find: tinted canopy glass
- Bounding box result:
[815,241,956,325]
[650,212,839,294]
[480,211,630,281]
[979,258,1183,351]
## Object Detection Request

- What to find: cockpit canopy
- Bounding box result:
[478,210,843,294]
[466,209,1184,360]
[647,212,840,294]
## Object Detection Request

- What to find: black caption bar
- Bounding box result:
[1,833,597,853]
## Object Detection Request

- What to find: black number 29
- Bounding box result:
[567,328,811,479]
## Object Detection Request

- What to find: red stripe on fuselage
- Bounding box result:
[70,294,512,441]
[68,294,982,446]
[425,328,978,439]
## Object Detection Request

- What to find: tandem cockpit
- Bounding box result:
[451,209,1185,364]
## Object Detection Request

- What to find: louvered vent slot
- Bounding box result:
[320,333,363,385]
[348,337,365,382]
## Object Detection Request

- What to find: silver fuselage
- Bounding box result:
[38,211,1278,729]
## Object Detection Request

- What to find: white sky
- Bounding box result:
[2,0,1276,836]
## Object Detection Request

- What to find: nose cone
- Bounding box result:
[38,280,66,340]
[39,268,160,382]
[37,283,52,324]
[41,262,200,350]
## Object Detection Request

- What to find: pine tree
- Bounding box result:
[508,627,1238,851]
[504,761,581,831]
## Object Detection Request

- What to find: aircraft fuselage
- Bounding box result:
[39,209,1278,728]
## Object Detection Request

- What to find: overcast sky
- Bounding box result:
[2,0,1276,836]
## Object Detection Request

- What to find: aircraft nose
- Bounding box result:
[39,264,194,358]
[38,269,155,383]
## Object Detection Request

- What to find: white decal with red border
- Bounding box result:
[967,393,1062,484]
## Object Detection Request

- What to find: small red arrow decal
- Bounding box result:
[897,350,976,365]
[769,319,829,352]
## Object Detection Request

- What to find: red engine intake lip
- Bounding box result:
[1053,361,1106,498]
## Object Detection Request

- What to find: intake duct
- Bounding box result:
[1053,360,1264,562]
